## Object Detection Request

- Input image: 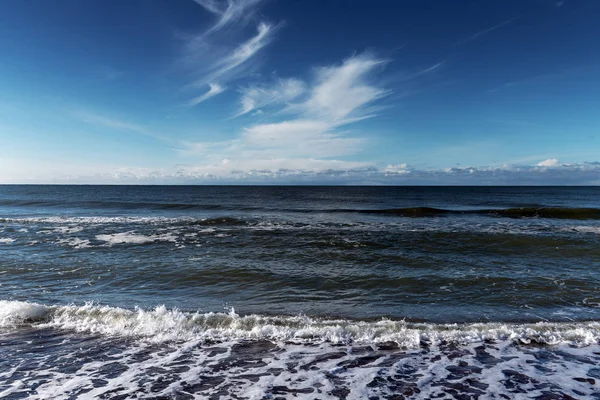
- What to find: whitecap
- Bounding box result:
[95,231,177,246]
[1,301,599,347]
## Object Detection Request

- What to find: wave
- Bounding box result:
[2,197,599,220]
[0,199,261,212]
[344,206,600,219]
[1,301,599,347]
[0,216,248,226]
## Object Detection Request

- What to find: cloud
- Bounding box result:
[72,110,167,141]
[182,0,277,105]
[179,119,364,163]
[204,22,275,85]
[302,54,389,122]
[189,83,225,106]
[455,16,519,45]
[235,78,306,117]
[192,0,264,36]
[241,120,364,158]
[383,164,410,174]
[234,54,391,120]
[21,160,600,185]
[537,158,560,167]
[181,53,388,171]
[234,54,388,121]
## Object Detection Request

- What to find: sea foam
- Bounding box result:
[95,231,177,245]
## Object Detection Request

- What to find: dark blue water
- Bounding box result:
[1,185,600,399]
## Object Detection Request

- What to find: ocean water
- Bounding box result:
[1,185,600,399]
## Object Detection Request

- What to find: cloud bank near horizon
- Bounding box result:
[4,159,599,185]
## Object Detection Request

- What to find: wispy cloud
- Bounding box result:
[180,53,389,172]
[302,54,389,122]
[487,65,596,93]
[235,54,389,121]
[189,83,225,106]
[241,120,364,158]
[182,0,278,106]
[71,109,168,142]
[235,78,306,117]
[192,0,264,36]
[455,16,519,45]
[204,22,275,85]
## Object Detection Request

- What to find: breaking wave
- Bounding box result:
[0,216,248,226]
[1,301,599,347]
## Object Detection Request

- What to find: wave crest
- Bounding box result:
[1,301,600,347]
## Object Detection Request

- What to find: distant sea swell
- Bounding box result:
[2,197,600,219]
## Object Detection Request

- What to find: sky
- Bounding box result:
[0,0,599,185]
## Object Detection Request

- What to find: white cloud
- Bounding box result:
[192,0,264,36]
[5,154,600,185]
[180,53,389,173]
[235,78,306,117]
[302,54,389,122]
[243,120,330,144]
[179,157,370,177]
[455,16,520,46]
[234,53,388,121]
[15,160,599,185]
[183,0,277,105]
[189,83,225,106]
[179,119,363,163]
[71,110,167,142]
[383,164,410,174]
[536,158,560,167]
[205,22,275,84]
[241,120,364,158]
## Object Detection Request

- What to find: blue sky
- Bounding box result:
[0,0,599,184]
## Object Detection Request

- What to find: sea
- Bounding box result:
[1,185,600,399]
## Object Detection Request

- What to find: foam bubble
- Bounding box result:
[0,238,15,244]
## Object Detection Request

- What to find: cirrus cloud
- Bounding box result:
[180,53,389,172]
[182,0,278,105]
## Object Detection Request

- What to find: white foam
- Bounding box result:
[7,334,600,400]
[53,226,84,234]
[0,216,191,225]
[0,301,50,327]
[0,238,15,244]
[566,225,600,234]
[55,237,91,249]
[95,231,177,246]
[1,301,599,347]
